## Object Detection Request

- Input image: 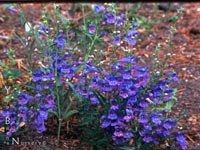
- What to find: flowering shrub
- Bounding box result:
[0,3,187,150]
[77,55,186,150]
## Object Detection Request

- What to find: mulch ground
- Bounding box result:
[0,3,200,150]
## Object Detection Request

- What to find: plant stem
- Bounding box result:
[56,86,62,150]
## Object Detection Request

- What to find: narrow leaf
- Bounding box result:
[63,110,78,120]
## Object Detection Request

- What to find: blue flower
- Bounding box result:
[118,55,134,63]
[54,33,67,49]
[175,132,187,150]
[165,71,178,82]
[93,4,105,14]
[151,112,162,125]
[100,116,111,128]
[89,92,99,105]
[88,23,96,34]
[138,112,149,124]
[116,14,125,28]
[110,99,119,110]
[18,93,34,105]
[18,106,28,122]
[104,13,115,24]
[127,96,137,105]
[124,132,133,139]
[112,34,121,45]
[139,100,149,109]
[32,70,44,82]
[108,109,118,120]
[43,95,55,109]
[143,133,153,143]
[6,122,19,137]
[125,30,138,46]
[163,119,176,130]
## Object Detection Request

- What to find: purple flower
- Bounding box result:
[60,64,71,74]
[43,95,55,109]
[93,4,105,14]
[154,125,164,134]
[38,25,49,36]
[143,123,152,131]
[54,33,67,49]
[108,109,118,120]
[118,56,134,63]
[6,122,19,137]
[139,100,149,108]
[104,13,115,24]
[125,30,138,46]
[32,116,46,133]
[138,112,149,124]
[132,23,138,28]
[127,96,137,105]
[88,24,96,34]
[112,136,125,145]
[112,128,126,145]
[108,78,119,87]
[89,92,99,105]
[165,71,178,82]
[122,73,132,80]
[39,110,48,120]
[85,64,99,73]
[124,132,133,139]
[32,70,46,82]
[18,93,34,105]
[175,132,187,150]
[18,106,28,122]
[163,93,172,102]
[143,133,153,143]
[116,14,125,28]
[112,34,121,45]
[123,115,132,122]
[162,130,171,138]
[128,87,137,96]
[80,87,89,99]
[151,112,162,125]
[163,119,176,130]
[110,99,119,110]
[101,116,111,128]
[124,109,134,122]
[8,6,18,13]
[41,25,49,33]
[100,80,112,92]
[111,63,124,72]
[113,130,124,138]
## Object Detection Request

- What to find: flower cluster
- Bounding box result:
[91,4,138,48]
[0,93,55,137]
[75,54,186,149]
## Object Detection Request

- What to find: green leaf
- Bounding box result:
[0,61,8,69]
[165,100,174,110]
[2,69,22,79]
[63,110,78,120]
[55,76,61,87]
[119,147,136,150]
[64,101,73,114]
[3,4,13,10]
[66,81,83,102]
[48,109,58,117]
[169,15,179,23]
[75,64,85,74]
[4,95,13,103]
